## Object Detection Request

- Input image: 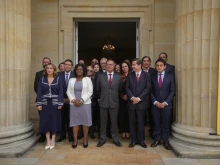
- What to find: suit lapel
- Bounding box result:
[154,74,160,89]
[137,71,144,86]
[104,72,109,87]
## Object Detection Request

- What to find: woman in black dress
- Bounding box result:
[118,61,132,139]
[36,63,63,150]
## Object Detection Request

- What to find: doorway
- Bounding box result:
[74,20,139,65]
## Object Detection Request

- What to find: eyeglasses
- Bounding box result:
[87,70,93,72]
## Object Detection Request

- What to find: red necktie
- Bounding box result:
[136,73,139,81]
[109,74,112,85]
[158,73,162,87]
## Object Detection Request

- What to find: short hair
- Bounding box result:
[64,59,73,65]
[58,62,64,68]
[155,58,166,66]
[42,57,51,63]
[131,58,142,65]
[87,65,93,70]
[159,52,168,59]
[120,61,132,73]
[93,63,100,68]
[142,56,151,62]
[100,57,108,62]
[43,63,58,77]
[106,59,115,64]
[73,63,87,78]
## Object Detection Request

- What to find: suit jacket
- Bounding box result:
[34,70,43,94]
[96,72,122,109]
[148,67,157,76]
[165,63,175,76]
[58,71,74,99]
[150,73,175,109]
[125,71,151,110]
[67,77,93,105]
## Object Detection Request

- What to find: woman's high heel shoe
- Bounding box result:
[72,141,78,148]
[83,140,88,148]
[45,145,50,150]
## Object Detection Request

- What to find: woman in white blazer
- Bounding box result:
[67,64,93,149]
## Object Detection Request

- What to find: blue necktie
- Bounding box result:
[65,73,69,85]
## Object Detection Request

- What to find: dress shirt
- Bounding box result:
[107,72,114,81]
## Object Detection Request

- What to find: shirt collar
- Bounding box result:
[65,71,71,75]
[107,71,114,75]
[158,71,165,76]
[135,70,142,75]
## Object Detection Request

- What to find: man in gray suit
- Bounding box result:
[96,59,123,147]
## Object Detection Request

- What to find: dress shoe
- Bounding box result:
[151,141,161,147]
[38,136,46,143]
[56,136,66,142]
[97,141,105,147]
[139,142,147,148]
[89,133,95,139]
[45,145,50,150]
[163,141,171,150]
[83,140,88,148]
[50,142,55,149]
[72,141,78,149]
[113,141,122,147]
[129,142,136,148]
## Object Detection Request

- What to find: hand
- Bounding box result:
[132,97,140,104]
[38,106,42,111]
[161,102,167,108]
[64,98,69,103]
[71,99,76,104]
[155,102,162,108]
[122,95,128,101]
[74,100,81,107]
[58,106,62,109]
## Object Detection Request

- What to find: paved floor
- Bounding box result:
[0,135,220,165]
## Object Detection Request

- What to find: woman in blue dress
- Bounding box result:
[36,63,63,150]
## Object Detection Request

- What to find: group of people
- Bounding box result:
[34,52,175,151]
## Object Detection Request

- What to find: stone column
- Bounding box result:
[170,0,220,158]
[0,0,38,157]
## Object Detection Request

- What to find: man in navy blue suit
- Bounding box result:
[150,58,175,150]
[125,58,151,148]
[57,59,74,142]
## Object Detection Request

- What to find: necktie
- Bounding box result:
[136,73,139,81]
[65,73,69,85]
[158,73,162,87]
[109,74,112,85]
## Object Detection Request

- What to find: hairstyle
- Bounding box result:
[58,62,65,69]
[87,65,93,70]
[43,63,58,77]
[42,57,51,63]
[100,57,108,62]
[106,59,115,64]
[120,61,132,73]
[142,56,151,62]
[64,59,73,65]
[93,63,100,68]
[73,63,87,78]
[131,58,142,65]
[159,52,168,59]
[155,58,166,66]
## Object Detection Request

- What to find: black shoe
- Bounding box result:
[72,141,78,149]
[56,136,66,142]
[107,133,112,139]
[69,137,73,142]
[83,140,88,148]
[129,142,136,148]
[151,141,161,147]
[139,142,147,148]
[97,141,105,147]
[113,141,122,147]
[38,135,46,143]
[163,141,171,150]
[89,133,95,139]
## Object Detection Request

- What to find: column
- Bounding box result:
[0,0,38,157]
[170,0,220,158]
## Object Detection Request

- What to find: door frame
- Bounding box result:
[73,19,140,65]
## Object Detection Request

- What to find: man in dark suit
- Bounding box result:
[142,56,157,139]
[150,58,175,150]
[125,58,151,148]
[34,57,51,143]
[57,59,74,142]
[96,59,123,147]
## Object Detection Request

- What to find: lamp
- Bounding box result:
[103,36,115,51]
